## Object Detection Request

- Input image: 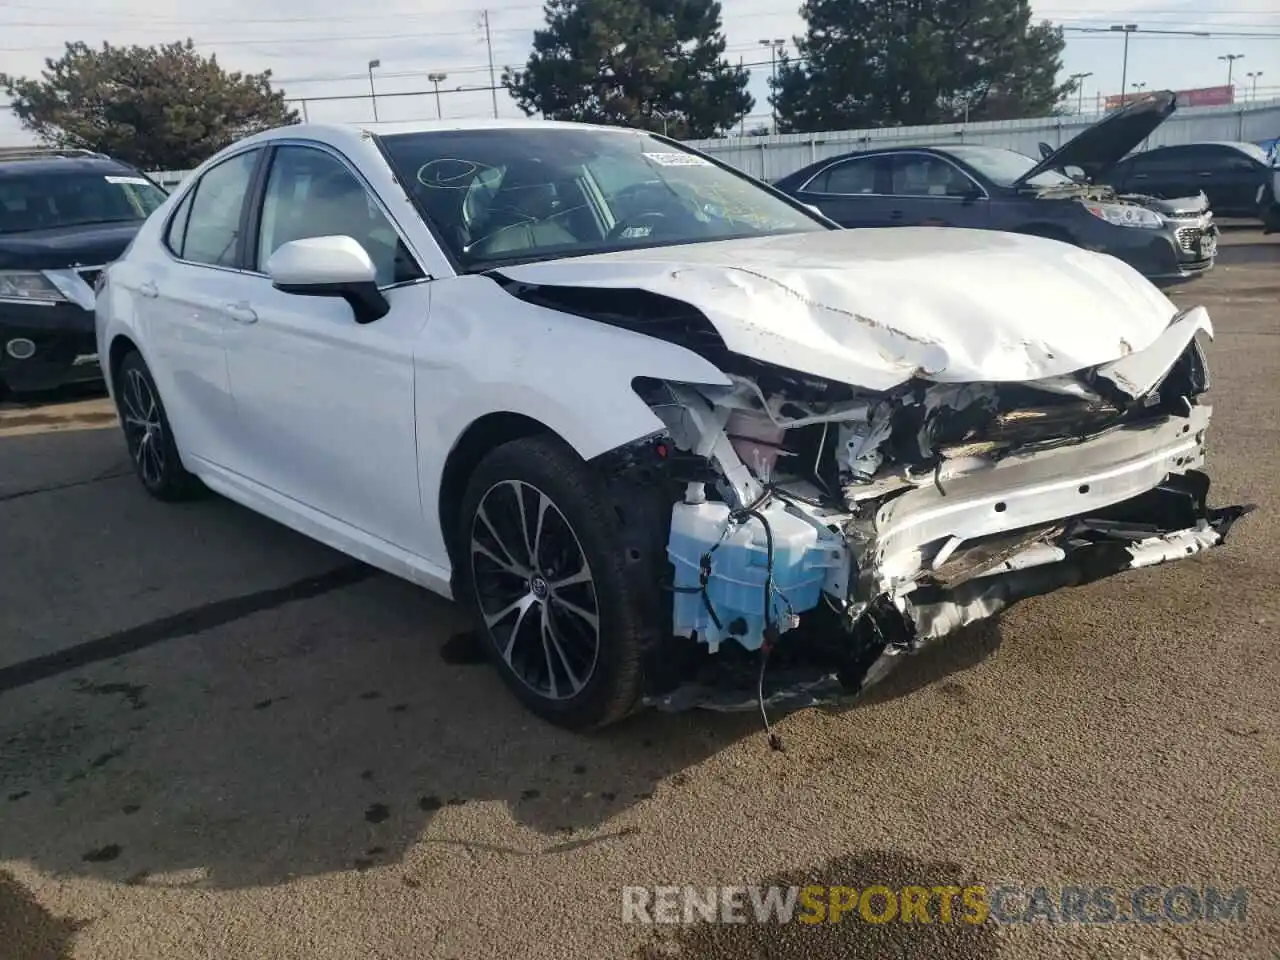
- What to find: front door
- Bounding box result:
[883,153,990,228]
[221,143,432,555]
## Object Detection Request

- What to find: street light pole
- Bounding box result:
[758,38,784,133]
[1246,71,1263,101]
[367,59,381,122]
[427,72,447,119]
[1219,54,1244,95]
[1069,71,1093,114]
[1109,25,1138,106]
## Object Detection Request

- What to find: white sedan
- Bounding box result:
[95,119,1250,730]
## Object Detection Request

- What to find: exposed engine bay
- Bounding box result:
[1035,180,1214,225]
[596,306,1251,716]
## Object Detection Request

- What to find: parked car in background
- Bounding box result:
[95,118,1247,729]
[1261,152,1280,235]
[774,91,1218,284]
[1102,141,1273,219]
[0,147,167,398]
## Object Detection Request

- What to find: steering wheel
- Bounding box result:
[606,211,668,242]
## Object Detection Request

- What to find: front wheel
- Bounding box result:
[455,435,650,729]
[114,350,204,501]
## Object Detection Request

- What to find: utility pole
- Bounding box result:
[1109,25,1137,106]
[738,56,746,137]
[367,59,381,122]
[480,10,499,119]
[428,72,447,119]
[1246,71,1263,101]
[1069,71,1093,114]
[1219,54,1244,95]
[758,38,784,133]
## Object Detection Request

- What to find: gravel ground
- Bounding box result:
[1,231,1277,960]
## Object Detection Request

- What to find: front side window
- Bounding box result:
[889,155,981,198]
[255,145,422,286]
[0,170,167,235]
[180,149,261,267]
[378,128,825,270]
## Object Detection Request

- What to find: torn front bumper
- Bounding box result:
[645,402,1252,713]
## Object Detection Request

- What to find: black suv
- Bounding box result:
[0,147,167,398]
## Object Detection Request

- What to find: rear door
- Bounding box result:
[134,147,263,468]
[883,152,991,228]
[790,154,891,226]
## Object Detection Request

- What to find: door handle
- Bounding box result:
[139,280,158,298]
[225,302,258,324]
[889,210,904,220]
[1197,172,1212,178]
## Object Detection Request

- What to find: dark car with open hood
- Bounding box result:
[774,91,1217,284]
[0,147,167,398]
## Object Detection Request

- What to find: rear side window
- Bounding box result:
[179,149,261,267]
[164,190,195,256]
[803,156,879,195]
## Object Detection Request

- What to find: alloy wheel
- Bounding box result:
[468,479,601,700]
[120,367,166,488]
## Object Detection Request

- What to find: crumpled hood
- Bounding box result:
[495,228,1180,392]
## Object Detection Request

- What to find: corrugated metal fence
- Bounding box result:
[147,99,1280,187]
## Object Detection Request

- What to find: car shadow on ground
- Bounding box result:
[0,421,1001,893]
[1216,240,1280,267]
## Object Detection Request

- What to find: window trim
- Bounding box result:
[243,138,429,290]
[797,154,884,197]
[795,154,881,195]
[159,146,266,274]
[797,150,990,201]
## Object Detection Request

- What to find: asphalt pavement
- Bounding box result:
[1,230,1277,960]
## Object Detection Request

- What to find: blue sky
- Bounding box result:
[2,0,1277,148]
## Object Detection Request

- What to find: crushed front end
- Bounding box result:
[622,306,1252,713]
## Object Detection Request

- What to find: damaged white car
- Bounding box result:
[95,119,1251,730]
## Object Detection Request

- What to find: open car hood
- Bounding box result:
[493,228,1182,393]
[1014,90,1176,187]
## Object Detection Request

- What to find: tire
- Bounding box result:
[114,350,205,501]
[455,435,649,729]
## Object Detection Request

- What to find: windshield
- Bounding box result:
[0,170,167,234]
[946,145,1075,188]
[378,127,826,270]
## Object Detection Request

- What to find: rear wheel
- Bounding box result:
[114,350,204,501]
[456,435,649,729]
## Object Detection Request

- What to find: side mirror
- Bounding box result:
[267,235,390,324]
[959,186,985,203]
[1038,142,1054,160]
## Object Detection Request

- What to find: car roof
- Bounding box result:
[231,117,655,150]
[0,155,138,178]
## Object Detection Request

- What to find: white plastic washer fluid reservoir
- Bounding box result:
[667,500,833,652]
